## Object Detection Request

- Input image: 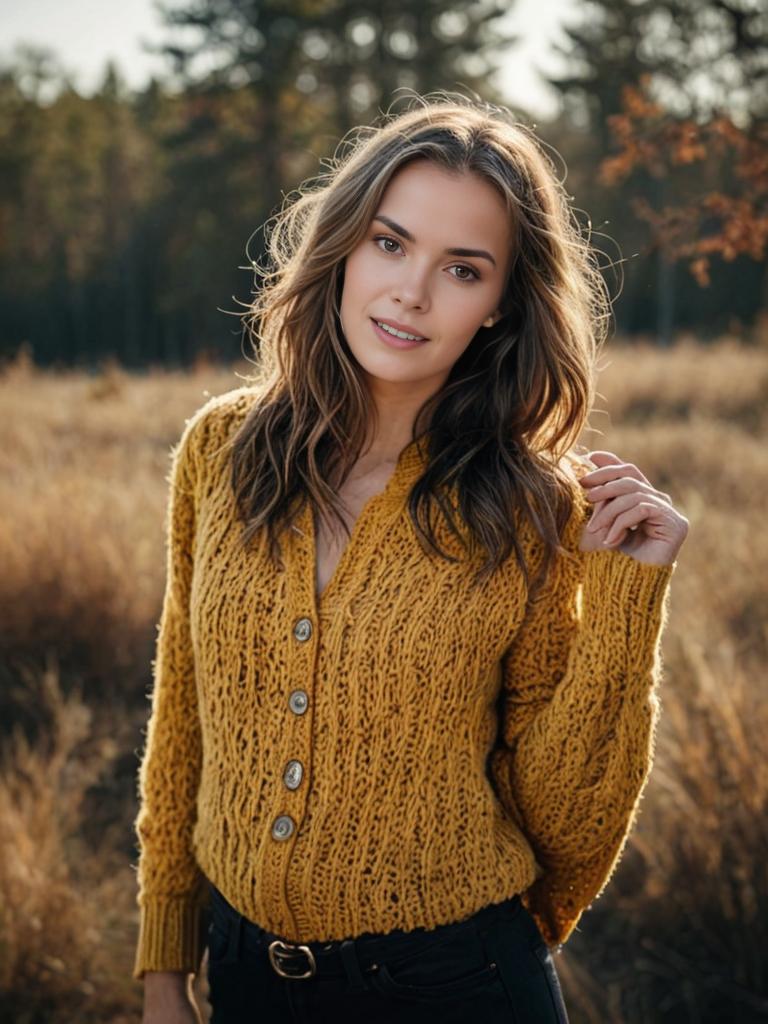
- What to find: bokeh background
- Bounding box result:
[0,1,766,1021]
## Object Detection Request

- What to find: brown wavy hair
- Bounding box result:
[230,90,611,599]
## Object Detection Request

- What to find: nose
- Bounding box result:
[389,261,431,312]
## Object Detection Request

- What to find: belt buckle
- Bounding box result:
[268,938,317,979]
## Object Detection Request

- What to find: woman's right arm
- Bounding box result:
[133,410,209,987]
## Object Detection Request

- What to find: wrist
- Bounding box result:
[144,970,190,992]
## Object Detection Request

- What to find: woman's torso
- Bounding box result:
[187,390,541,942]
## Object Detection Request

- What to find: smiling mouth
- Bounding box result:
[370,318,429,342]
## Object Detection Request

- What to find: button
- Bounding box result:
[289,690,308,715]
[283,760,303,790]
[293,618,313,642]
[272,815,295,841]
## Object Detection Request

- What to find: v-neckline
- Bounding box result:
[306,438,428,610]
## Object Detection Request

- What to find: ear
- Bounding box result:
[482,310,503,328]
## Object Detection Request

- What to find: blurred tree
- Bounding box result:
[0,56,157,364]
[550,0,766,136]
[546,0,767,344]
[147,0,517,241]
[1,42,77,106]
[548,0,651,144]
[649,0,767,125]
[300,2,517,128]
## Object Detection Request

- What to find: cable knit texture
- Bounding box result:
[133,386,676,978]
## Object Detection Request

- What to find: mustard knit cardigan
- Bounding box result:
[133,387,676,979]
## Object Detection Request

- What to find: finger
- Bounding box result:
[587,489,646,534]
[586,450,623,464]
[604,500,664,544]
[583,451,622,477]
[585,496,606,527]
[585,453,652,487]
[589,489,638,532]
[586,476,668,504]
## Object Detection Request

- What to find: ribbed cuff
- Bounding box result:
[581,549,676,648]
[133,896,206,980]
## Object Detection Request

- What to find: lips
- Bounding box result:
[371,317,429,341]
[370,318,428,349]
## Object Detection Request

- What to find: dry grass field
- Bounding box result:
[0,334,766,1022]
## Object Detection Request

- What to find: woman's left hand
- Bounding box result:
[577,450,689,567]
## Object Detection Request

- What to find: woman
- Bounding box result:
[135,94,688,1023]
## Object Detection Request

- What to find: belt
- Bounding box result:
[207,883,523,987]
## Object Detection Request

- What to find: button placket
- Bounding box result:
[268,578,325,943]
[271,615,314,848]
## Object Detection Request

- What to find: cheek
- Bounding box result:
[437,329,479,366]
[436,290,489,342]
[341,249,375,305]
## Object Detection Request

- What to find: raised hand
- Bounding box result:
[577,450,688,567]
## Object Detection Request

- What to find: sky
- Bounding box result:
[0,0,577,119]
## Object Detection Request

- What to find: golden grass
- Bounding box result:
[0,335,766,1021]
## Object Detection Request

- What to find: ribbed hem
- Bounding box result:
[133,896,206,980]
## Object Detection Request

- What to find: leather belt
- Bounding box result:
[207,881,523,985]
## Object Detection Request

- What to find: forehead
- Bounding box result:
[375,160,512,251]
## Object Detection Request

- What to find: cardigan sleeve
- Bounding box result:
[132,412,209,980]
[488,478,676,948]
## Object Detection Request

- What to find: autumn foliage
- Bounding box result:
[599,73,768,286]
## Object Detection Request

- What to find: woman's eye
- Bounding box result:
[451,265,479,282]
[373,235,479,282]
[374,235,401,254]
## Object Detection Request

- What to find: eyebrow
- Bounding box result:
[373,215,497,269]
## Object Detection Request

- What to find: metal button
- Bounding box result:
[293,618,313,642]
[283,759,303,790]
[288,690,308,715]
[271,815,295,841]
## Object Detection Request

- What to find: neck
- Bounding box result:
[361,381,441,463]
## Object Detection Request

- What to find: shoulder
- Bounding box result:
[172,385,264,478]
[176,384,264,454]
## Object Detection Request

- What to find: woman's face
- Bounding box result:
[340,159,512,397]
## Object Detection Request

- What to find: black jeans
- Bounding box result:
[205,882,570,1023]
